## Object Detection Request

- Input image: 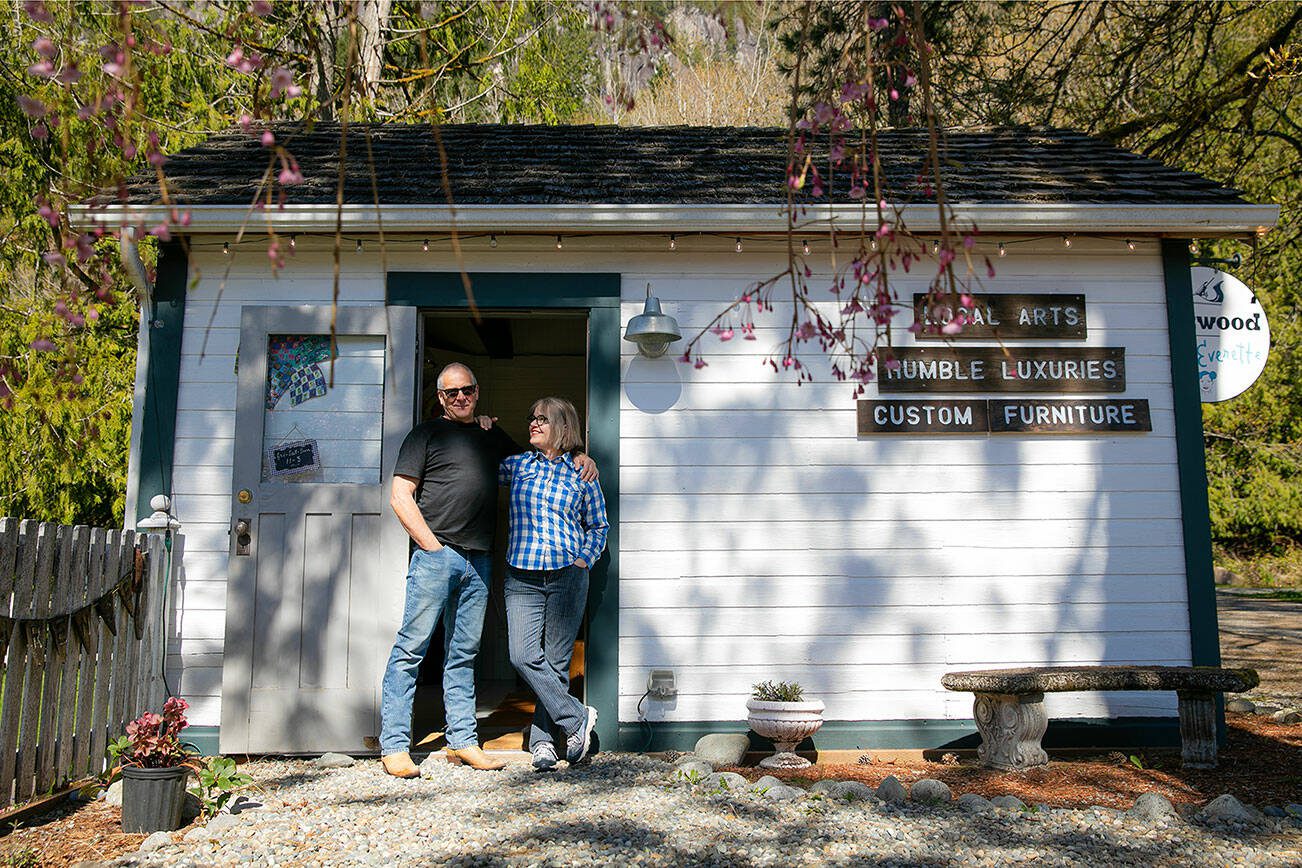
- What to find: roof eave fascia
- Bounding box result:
[69,202,1281,237]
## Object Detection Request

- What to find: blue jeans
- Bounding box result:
[505,564,589,747]
[380,546,490,754]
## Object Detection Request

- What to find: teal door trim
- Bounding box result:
[387,271,621,749]
[135,241,188,524]
[1160,240,1221,669]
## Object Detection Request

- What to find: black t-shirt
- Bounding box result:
[393,417,521,551]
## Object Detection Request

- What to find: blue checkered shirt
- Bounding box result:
[500,451,608,570]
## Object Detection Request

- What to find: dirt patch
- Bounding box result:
[719,713,1302,810]
[0,798,154,867]
[1218,590,1302,706]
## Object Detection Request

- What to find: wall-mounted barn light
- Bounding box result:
[623,285,682,358]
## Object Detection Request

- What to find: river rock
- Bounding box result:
[750,775,783,792]
[910,779,953,804]
[311,752,355,769]
[957,793,994,813]
[104,780,123,807]
[138,831,173,853]
[762,784,804,801]
[703,771,748,792]
[1225,698,1256,714]
[875,775,906,804]
[693,733,749,766]
[1286,804,1302,818]
[673,754,708,767]
[206,811,242,832]
[1271,708,1301,724]
[990,795,1026,811]
[1126,791,1179,822]
[1197,794,1263,824]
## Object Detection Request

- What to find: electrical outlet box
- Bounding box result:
[647,669,676,699]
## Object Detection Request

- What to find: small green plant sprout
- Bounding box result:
[1128,754,1145,770]
[751,680,805,702]
[676,768,704,785]
[188,756,254,820]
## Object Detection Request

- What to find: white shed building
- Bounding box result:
[97,125,1278,755]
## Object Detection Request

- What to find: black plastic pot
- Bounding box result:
[120,765,190,833]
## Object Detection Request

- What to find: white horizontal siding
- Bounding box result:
[161,238,1192,732]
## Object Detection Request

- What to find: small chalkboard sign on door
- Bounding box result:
[266,439,321,478]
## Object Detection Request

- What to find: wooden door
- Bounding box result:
[220,305,415,753]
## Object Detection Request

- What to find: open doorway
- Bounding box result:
[412,310,589,751]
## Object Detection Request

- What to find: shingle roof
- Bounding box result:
[126,124,1249,207]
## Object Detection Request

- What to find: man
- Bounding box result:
[379,362,597,778]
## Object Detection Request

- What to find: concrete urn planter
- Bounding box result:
[746,698,825,769]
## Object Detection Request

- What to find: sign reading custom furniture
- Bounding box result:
[858,398,1152,434]
[878,347,1126,393]
[912,293,1088,340]
[941,666,1259,770]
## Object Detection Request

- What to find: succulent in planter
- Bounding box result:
[109,697,196,833]
[746,680,824,769]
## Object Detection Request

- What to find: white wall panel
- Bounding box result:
[163,239,1190,730]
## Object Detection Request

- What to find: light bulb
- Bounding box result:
[735,237,743,253]
[490,234,498,248]
[422,238,429,252]
[1062,235,1072,248]
[355,239,363,253]
[223,242,230,255]
[870,238,878,251]
[289,234,297,251]
[802,239,810,255]
[997,243,1006,257]
[932,239,940,254]
[556,235,563,250]
[1189,240,1198,254]
[1126,239,1135,251]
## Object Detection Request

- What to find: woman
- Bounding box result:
[499,396,609,770]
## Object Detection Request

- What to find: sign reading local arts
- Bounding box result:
[912,293,1087,340]
[1191,267,1270,403]
[858,399,1152,434]
[878,347,1125,393]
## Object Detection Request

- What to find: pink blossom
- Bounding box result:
[813,102,835,125]
[102,62,123,77]
[30,123,48,140]
[261,130,275,147]
[781,356,794,368]
[941,314,967,336]
[278,165,302,185]
[252,0,272,15]
[28,59,55,77]
[33,36,56,58]
[907,321,923,335]
[86,307,99,321]
[889,88,899,101]
[880,358,901,373]
[719,328,734,341]
[56,64,80,84]
[960,294,975,308]
[17,95,47,117]
[848,185,866,200]
[693,357,708,369]
[677,350,692,363]
[238,113,254,132]
[829,143,845,163]
[148,149,167,167]
[53,300,67,316]
[938,249,955,267]
[37,201,58,227]
[963,234,976,249]
[270,68,301,99]
[148,222,170,240]
[904,73,918,88]
[23,1,53,23]
[29,338,56,352]
[868,17,889,31]
[987,262,997,278]
[796,321,816,340]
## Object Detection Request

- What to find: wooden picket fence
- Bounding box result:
[0,518,177,808]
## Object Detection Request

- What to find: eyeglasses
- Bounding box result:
[527,414,550,425]
[439,385,478,399]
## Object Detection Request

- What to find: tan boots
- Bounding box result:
[381,751,420,779]
[445,745,507,770]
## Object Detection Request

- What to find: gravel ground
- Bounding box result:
[113,754,1302,867]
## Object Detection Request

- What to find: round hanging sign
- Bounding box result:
[1191,267,1270,403]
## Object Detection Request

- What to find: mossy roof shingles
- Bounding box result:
[126,124,1249,207]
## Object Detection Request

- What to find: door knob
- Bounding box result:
[234,518,252,555]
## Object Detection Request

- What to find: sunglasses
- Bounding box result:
[439,385,478,399]
[527,414,550,425]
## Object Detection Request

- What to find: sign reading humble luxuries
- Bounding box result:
[860,291,1153,435]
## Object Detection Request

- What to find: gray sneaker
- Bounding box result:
[566,706,599,765]
[531,740,557,771]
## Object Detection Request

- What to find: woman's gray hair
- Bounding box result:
[531,397,584,454]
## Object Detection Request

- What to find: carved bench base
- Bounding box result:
[969,689,1222,770]
[972,692,1048,771]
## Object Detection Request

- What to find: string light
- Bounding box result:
[997,242,1006,257]
[555,235,563,250]
[669,234,677,251]
[1126,239,1136,251]
[222,242,230,255]
[735,237,743,253]
[932,238,940,254]
[421,238,429,252]
[802,239,810,255]
[1189,240,1198,254]
[489,234,498,248]
[355,239,363,253]
[870,238,878,251]
[1062,235,1072,248]
[288,234,297,251]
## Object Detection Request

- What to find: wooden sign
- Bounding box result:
[878,347,1126,393]
[912,293,1087,340]
[857,399,1152,434]
[267,439,321,477]
[988,399,1152,433]
[857,400,989,434]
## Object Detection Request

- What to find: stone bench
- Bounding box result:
[941,666,1259,770]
